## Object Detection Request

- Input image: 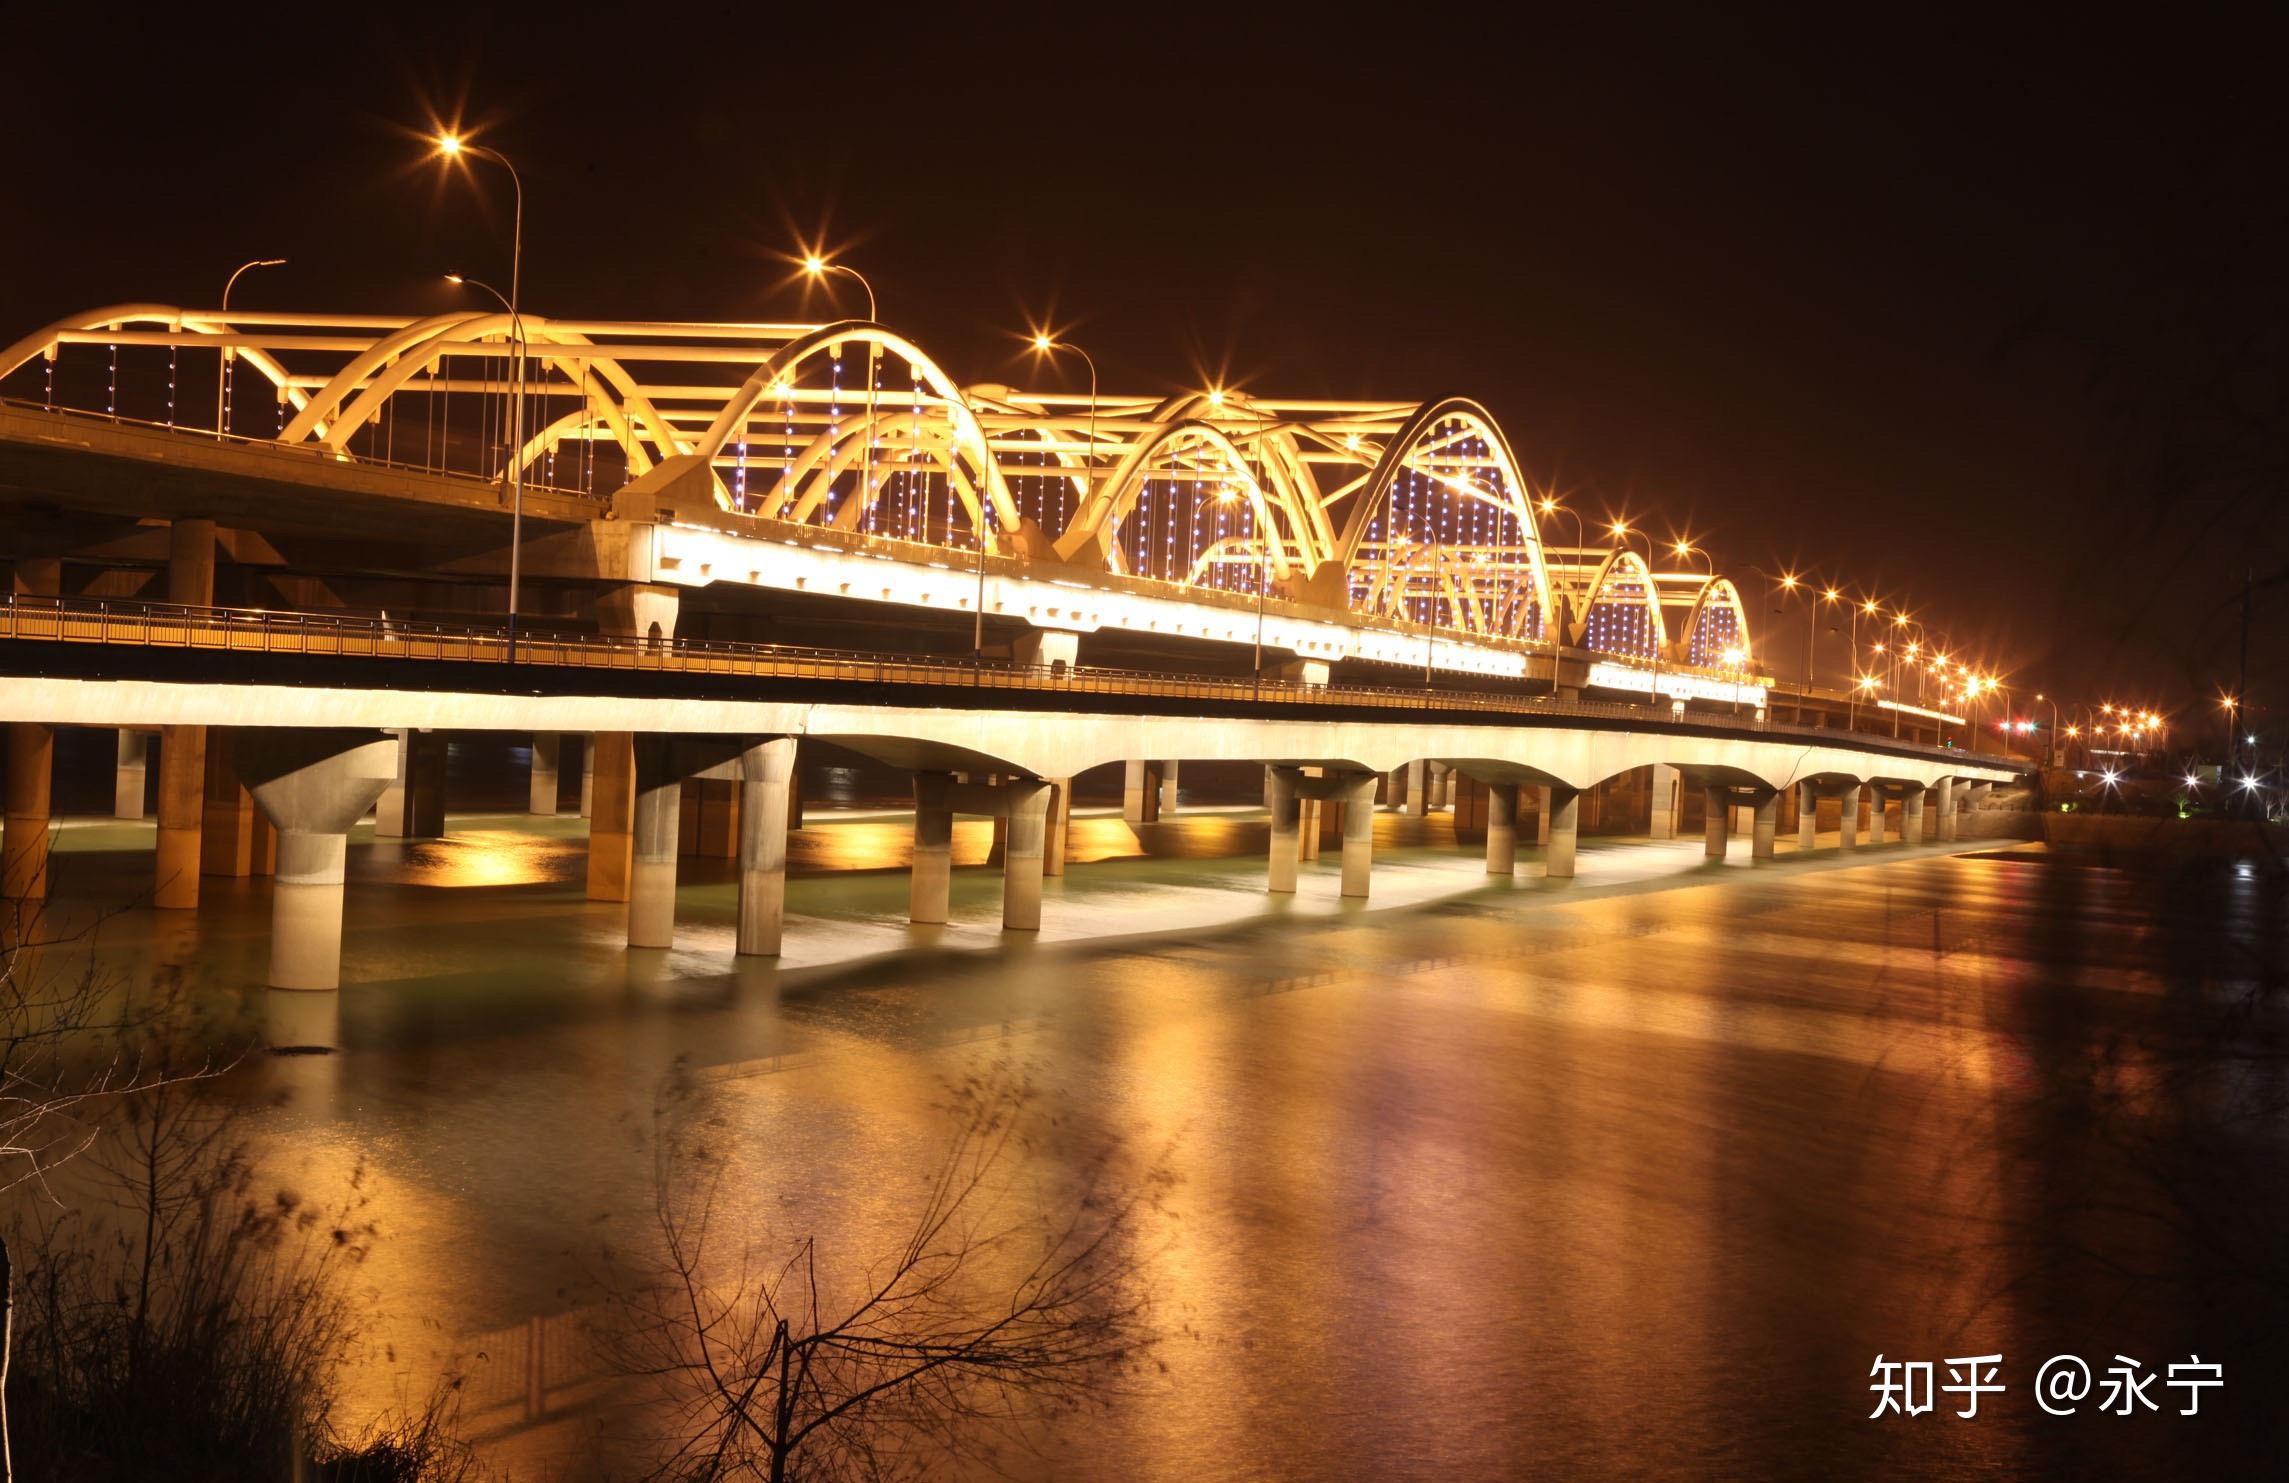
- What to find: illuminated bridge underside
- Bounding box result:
[2,307,1754,674]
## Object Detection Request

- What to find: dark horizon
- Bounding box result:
[6,10,2283,731]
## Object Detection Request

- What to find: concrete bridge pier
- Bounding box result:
[1904,788,1926,843]
[999,781,1053,931]
[733,736,798,955]
[529,733,561,815]
[155,725,206,908]
[156,521,213,908]
[1544,786,1581,878]
[1159,762,1181,818]
[1703,786,1731,859]
[1935,776,1955,841]
[1797,781,1819,853]
[909,773,1052,928]
[580,739,595,818]
[911,772,956,924]
[1123,760,1163,825]
[1405,760,1429,817]
[1486,782,1520,875]
[1043,778,1072,877]
[1298,767,1323,862]
[1266,766,1301,893]
[1650,764,1680,840]
[2,721,50,902]
[1013,629,1078,673]
[1751,788,1779,859]
[628,736,686,948]
[114,729,149,818]
[3,559,59,901]
[1338,774,1375,898]
[376,729,446,839]
[1839,785,1865,851]
[240,730,397,990]
[588,733,635,901]
[1871,786,1893,846]
[202,730,277,878]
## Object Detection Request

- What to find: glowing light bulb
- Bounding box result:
[436,133,464,156]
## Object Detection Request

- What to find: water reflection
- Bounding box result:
[17,804,2287,1479]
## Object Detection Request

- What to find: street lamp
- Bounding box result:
[802,254,876,321]
[215,257,286,437]
[1027,330,1097,532]
[2035,691,2060,768]
[435,132,527,658]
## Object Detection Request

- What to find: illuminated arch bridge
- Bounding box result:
[0,305,1755,672]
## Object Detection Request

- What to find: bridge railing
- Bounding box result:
[0,593,2022,768]
[0,395,611,504]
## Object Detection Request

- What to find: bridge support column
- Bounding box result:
[5,558,60,902]
[375,729,445,839]
[1486,782,1519,875]
[1797,781,1818,852]
[580,738,595,818]
[240,730,396,991]
[155,726,206,908]
[910,772,955,925]
[1545,787,1581,879]
[1266,766,1301,893]
[202,731,276,878]
[1043,778,1072,877]
[1704,786,1730,859]
[2,722,51,902]
[152,525,215,906]
[1905,788,1926,843]
[1649,764,1680,840]
[599,582,679,648]
[1935,776,1955,841]
[1159,761,1181,818]
[1839,786,1863,851]
[734,737,797,956]
[1536,786,1553,845]
[1012,628,1079,673]
[586,733,635,901]
[1405,760,1428,817]
[1298,767,1322,862]
[1122,761,1161,825]
[115,729,149,819]
[529,733,561,815]
[1871,787,1892,845]
[1751,788,1778,860]
[628,737,684,948]
[1001,782,1052,931]
[1339,774,1375,897]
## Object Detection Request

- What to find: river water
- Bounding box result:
[22,780,2289,1480]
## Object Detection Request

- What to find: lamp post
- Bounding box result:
[805,255,881,539]
[435,133,526,659]
[2035,691,2060,768]
[215,257,286,437]
[1028,332,1097,537]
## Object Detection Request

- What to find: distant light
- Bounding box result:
[1207,388,1226,408]
[2183,774,2200,789]
[1031,332,1054,352]
[436,132,464,156]
[1780,572,1798,589]
[803,254,828,275]
[443,273,464,284]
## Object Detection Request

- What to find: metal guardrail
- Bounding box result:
[0,594,2028,768]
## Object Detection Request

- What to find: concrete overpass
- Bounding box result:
[1,594,2022,994]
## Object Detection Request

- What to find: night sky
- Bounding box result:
[7,10,2283,726]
